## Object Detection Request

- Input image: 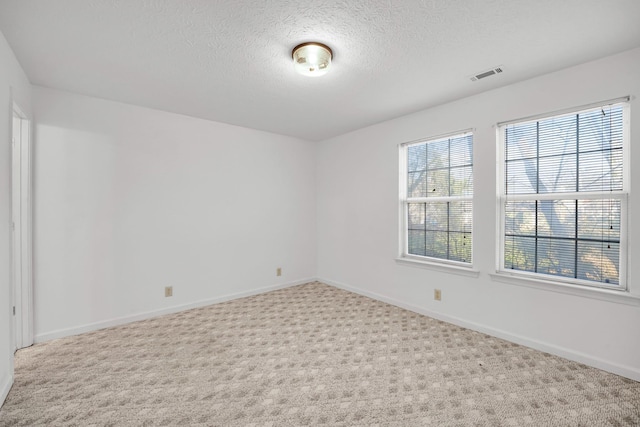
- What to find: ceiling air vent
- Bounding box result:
[470,66,504,82]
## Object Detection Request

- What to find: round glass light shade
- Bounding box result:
[292,42,333,77]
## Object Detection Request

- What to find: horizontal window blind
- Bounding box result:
[500,102,627,288]
[403,132,473,264]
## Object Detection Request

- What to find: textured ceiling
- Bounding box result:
[1,0,639,141]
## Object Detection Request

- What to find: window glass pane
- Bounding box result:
[537,200,575,238]
[578,149,623,192]
[408,203,426,257]
[450,166,472,196]
[408,203,425,230]
[536,238,575,278]
[449,201,472,232]
[505,122,536,161]
[427,139,449,170]
[408,144,427,197]
[538,114,577,158]
[578,106,624,153]
[408,230,426,256]
[504,236,536,272]
[449,232,471,263]
[424,231,448,258]
[577,241,619,285]
[424,202,448,231]
[506,159,536,194]
[538,154,577,193]
[450,135,473,167]
[577,200,620,240]
[408,144,426,172]
[427,169,449,197]
[408,171,427,198]
[505,201,536,237]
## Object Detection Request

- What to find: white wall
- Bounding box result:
[32,86,316,341]
[0,30,32,405]
[317,48,640,380]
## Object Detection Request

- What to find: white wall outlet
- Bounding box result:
[434,289,441,301]
[276,267,282,277]
[165,286,173,297]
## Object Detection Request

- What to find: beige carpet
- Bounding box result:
[1,282,639,426]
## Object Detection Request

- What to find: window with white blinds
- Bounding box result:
[400,131,473,265]
[498,99,628,289]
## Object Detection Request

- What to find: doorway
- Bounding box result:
[11,103,33,350]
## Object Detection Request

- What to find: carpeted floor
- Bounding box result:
[1,282,639,426]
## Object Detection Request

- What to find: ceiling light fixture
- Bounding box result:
[292,42,333,77]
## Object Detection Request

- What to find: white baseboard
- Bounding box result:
[35,277,317,343]
[0,372,13,409]
[320,277,640,382]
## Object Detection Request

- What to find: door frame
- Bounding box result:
[11,100,33,350]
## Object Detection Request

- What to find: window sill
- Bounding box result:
[489,272,640,306]
[395,257,480,278]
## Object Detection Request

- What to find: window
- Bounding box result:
[497,99,629,290]
[400,131,473,265]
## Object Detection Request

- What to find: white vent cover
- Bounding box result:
[470,66,504,82]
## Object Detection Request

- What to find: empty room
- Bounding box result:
[1,1,639,425]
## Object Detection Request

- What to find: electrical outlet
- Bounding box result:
[276,267,282,277]
[434,289,441,301]
[165,286,173,297]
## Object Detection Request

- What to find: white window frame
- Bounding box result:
[496,97,630,292]
[398,130,475,273]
